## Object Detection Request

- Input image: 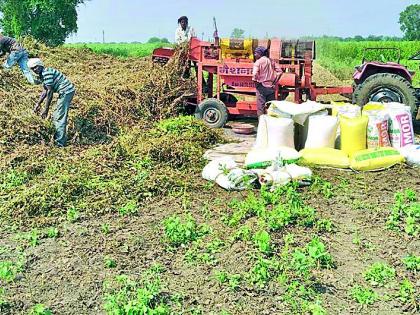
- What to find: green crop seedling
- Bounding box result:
[402,254,420,271]
[363,262,396,287]
[163,214,209,247]
[350,285,379,305]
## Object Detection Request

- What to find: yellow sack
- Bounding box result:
[363,102,385,111]
[350,148,405,171]
[220,38,254,59]
[301,148,350,169]
[340,115,368,155]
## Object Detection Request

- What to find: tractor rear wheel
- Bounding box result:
[353,73,417,115]
[195,98,228,128]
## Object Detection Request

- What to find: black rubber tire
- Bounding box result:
[353,73,417,115]
[195,98,228,128]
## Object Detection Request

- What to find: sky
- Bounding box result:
[67,0,419,43]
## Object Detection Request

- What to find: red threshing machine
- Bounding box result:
[153,36,419,128]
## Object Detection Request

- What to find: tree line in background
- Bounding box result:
[0,1,418,46]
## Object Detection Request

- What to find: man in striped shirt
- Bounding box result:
[0,34,34,84]
[28,58,75,147]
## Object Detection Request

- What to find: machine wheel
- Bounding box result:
[353,73,417,115]
[195,98,228,128]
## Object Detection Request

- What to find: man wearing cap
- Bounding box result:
[0,34,34,84]
[175,16,195,45]
[28,58,75,147]
[252,46,283,117]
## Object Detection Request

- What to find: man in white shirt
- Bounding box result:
[175,16,195,44]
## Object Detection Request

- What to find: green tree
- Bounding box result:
[147,37,161,43]
[231,28,245,39]
[0,0,87,46]
[399,4,420,40]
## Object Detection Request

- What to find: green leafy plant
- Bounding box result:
[28,229,39,247]
[363,262,396,287]
[306,238,334,268]
[230,225,252,242]
[66,207,80,223]
[118,201,138,216]
[46,227,59,239]
[101,224,111,235]
[253,230,271,255]
[315,219,334,232]
[248,256,280,287]
[214,271,241,291]
[350,285,379,305]
[103,264,171,314]
[402,254,420,271]
[104,257,117,269]
[185,238,224,265]
[28,304,53,315]
[311,176,334,199]
[387,189,419,236]
[163,214,209,247]
[398,279,416,304]
[0,261,18,282]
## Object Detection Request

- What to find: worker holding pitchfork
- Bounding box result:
[252,46,283,117]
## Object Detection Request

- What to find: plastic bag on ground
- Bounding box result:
[259,170,291,187]
[363,110,391,149]
[399,144,420,166]
[284,164,313,181]
[245,147,301,169]
[202,157,237,181]
[215,168,258,191]
[350,148,405,171]
[304,116,338,149]
[300,148,350,169]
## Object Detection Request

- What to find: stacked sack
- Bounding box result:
[265,101,417,171]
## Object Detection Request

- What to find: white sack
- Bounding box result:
[202,157,237,181]
[399,144,420,166]
[266,116,295,149]
[259,170,291,187]
[215,168,258,191]
[304,116,338,149]
[385,103,414,148]
[284,164,313,180]
[364,110,391,148]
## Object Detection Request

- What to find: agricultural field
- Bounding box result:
[0,40,419,315]
[316,40,420,86]
[65,41,172,58]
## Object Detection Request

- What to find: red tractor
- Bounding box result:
[352,48,418,116]
[153,38,419,128]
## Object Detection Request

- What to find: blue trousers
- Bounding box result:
[3,49,35,84]
[54,91,75,147]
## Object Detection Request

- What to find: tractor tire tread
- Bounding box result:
[353,73,417,115]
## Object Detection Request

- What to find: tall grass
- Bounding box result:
[65,42,173,58]
[316,40,420,86]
